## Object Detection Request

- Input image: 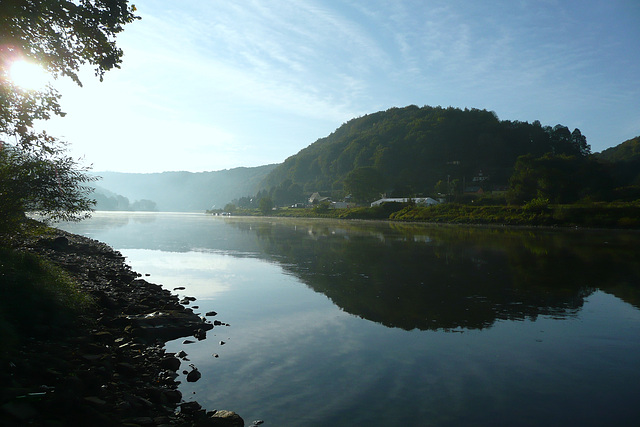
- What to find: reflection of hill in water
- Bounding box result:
[227,219,640,331]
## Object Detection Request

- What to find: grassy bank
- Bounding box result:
[0,235,93,360]
[225,200,640,229]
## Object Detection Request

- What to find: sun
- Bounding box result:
[9,60,50,90]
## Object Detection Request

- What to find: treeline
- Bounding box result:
[92,188,158,212]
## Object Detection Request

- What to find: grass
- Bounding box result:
[0,245,93,358]
[224,200,640,229]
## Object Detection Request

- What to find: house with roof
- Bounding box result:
[308,192,330,204]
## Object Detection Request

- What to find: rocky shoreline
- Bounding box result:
[1,228,244,426]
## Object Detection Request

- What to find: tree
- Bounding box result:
[0,1,139,230]
[343,166,385,203]
[508,153,609,204]
[0,144,96,233]
[259,197,273,214]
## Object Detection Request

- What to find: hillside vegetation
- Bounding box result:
[261,105,590,197]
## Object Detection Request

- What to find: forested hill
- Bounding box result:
[93,164,277,212]
[594,135,640,192]
[261,105,590,195]
[596,136,640,162]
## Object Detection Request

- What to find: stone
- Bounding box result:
[180,401,202,415]
[160,356,181,371]
[207,410,245,427]
[206,311,217,317]
[186,368,201,383]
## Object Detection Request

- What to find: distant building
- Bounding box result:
[472,170,489,182]
[371,197,439,207]
[308,192,330,204]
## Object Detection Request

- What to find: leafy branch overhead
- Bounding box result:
[0,1,139,231]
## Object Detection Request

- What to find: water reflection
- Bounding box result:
[56,214,640,425]
[59,214,640,331]
[222,218,640,331]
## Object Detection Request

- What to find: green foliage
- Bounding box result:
[508,153,613,204]
[343,166,385,203]
[594,136,640,196]
[596,136,640,163]
[270,178,305,207]
[259,197,273,214]
[523,197,550,213]
[261,105,591,197]
[0,144,97,235]
[313,201,331,214]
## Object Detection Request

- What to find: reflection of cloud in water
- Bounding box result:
[121,249,234,299]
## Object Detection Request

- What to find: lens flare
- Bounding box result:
[9,60,49,90]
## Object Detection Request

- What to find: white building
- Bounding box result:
[370,197,439,207]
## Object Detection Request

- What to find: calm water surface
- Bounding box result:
[58,212,640,426]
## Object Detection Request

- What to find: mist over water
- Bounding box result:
[58,213,640,426]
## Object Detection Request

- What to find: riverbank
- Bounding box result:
[0,224,244,426]
[220,200,640,229]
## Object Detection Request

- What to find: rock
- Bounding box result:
[194,328,207,340]
[206,311,217,317]
[84,396,107,406]
[159,356,181,371]
[183,339,195,344]
[162,389,182,404]
[48,236,69,250]
[174,286,186,290]
[124,310,213,341]
[176,350,188,359]
[219,341,226,345]
[180,401,202,415]
[186,366,201,382]
[206,410,245,427]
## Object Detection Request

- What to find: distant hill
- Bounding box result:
[596,136,640,162]
[594,135,640,189]
[91,185,158,211]
[93,165,277,212]
[260,105,590,196]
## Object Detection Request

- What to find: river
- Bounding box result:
[57,212,640,426]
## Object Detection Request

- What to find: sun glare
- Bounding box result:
[9,60,50,90]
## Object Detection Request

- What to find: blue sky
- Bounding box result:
[46,0,640,173]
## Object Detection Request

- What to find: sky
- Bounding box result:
[41,0,640,173]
